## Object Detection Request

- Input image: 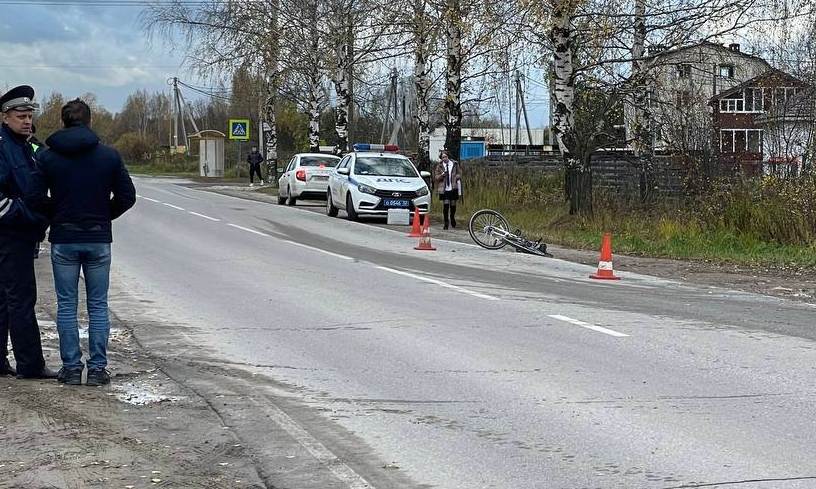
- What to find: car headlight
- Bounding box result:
[416,186,429,197]
[358,183,376,194]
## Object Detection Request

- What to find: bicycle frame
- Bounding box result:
[483,226,548,256]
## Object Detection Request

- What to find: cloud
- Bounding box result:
[0,4,191,112]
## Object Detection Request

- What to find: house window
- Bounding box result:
[774,87,786,106]
[719,65,735,78]
[676,90,692,108]
[748,88,763,112]
[747,130,762,153]
[719,88,766,113]
[769,87,800,107]
[734,130,747,153]
[721,130,734,152]
[720,129,763,153]
[720,97,742,113]
[677,64,692,79]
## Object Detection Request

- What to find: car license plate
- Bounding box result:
[383,199,409,208]
[313,175,328,181]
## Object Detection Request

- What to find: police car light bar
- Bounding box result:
[353,143,400,152]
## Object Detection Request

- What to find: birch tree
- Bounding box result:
[518,0,815,214]
[143,1,283,174]
[413,0,436,170]
[436,0,524,162]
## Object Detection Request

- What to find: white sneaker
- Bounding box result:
[249,183,254,187]
[260,180,265,185]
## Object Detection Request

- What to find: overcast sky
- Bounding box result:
[0,1,193,112]
[0,1,555,127]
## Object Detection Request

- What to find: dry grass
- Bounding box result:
[434,166,816,268]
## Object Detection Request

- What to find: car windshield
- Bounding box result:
[300,156,340,167]
[354,156,418,177]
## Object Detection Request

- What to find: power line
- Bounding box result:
[0,64,180,69]
[0,1,225,5]
[176,79,232,101]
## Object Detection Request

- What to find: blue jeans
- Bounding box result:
[51,243,112,370]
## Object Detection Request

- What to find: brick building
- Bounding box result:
[710,69,809,175]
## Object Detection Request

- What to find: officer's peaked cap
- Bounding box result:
[0,85,39,113]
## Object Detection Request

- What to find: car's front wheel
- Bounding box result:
[346,193,358,221]
[326,190,339,217]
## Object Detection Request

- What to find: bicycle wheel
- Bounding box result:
[468,209,510,250]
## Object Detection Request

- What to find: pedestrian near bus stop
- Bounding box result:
[28,98,136,386]
[247,146,265,186]
[0,85,56,379]
[433,150,462,230]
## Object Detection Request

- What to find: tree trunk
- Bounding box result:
[307,0,321,153]
[413,0,432,172]
[263,83,278,179]
[550,2,581,210]
[333,44,351,155]
[263,0,279,181]
[346,23,355,146]
[443,0,462,161]
[566,159,593,215]
[308,76,321,153]
[631,0,653,202]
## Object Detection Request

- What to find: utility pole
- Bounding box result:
[170,77,190,155]
[171,78,179,153]
[516,70,534,155]
[381,68,399,144]
[507,73,514,159]
[514,72,522,153]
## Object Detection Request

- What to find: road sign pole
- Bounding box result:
[228,119,251,181]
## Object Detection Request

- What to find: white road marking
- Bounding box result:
[548,314,629,337]
[282,240,354,261]
[226,223,270,237]
[188,211,220,222]
[377,266,499,301]
[139,196,160,203]
[162,202,185,211]
[249,397,374,489]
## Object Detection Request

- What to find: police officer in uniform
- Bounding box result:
[0,85,56,379]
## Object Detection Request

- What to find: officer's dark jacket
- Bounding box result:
[0,123,48,242]
[28,125,136,244]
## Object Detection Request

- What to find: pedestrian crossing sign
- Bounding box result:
[229,119,250,140]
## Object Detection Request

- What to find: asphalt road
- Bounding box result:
[112,177,816,489]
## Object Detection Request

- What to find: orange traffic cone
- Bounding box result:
[408,207,423,237]
[414,215,436,251]
[589,233,620,280]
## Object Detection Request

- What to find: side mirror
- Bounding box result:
[420,171,431,178]
[277,167,285,174]
[337,167,350,176]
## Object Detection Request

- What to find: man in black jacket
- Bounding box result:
[0,85,56,379]
[28,99,136,386]
[246,146,264,186]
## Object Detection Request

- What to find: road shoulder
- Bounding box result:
[195,182,816,304]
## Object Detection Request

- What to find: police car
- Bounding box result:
[278,153,341,205]
[326,144,431,220]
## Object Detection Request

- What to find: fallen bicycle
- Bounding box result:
[467,209,553,257]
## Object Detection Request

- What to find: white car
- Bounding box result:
[326,144,431,220]
[278,153,341,205]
